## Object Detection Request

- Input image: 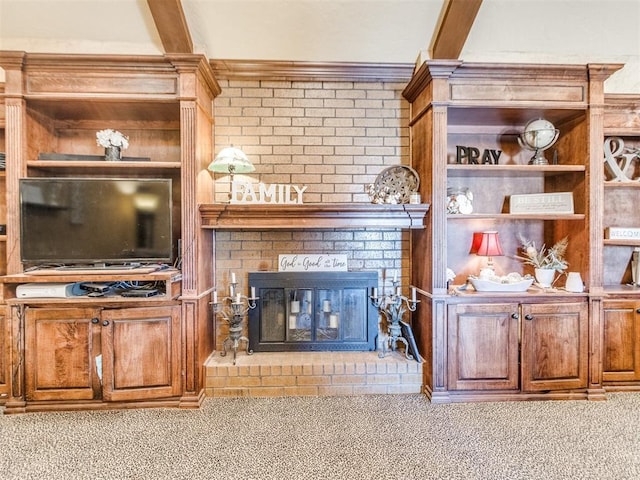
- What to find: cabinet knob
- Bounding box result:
[524,314,534,321]
[91,317,99,324]
[102,320,110,327]
[511,313,519,320]
[636,309,640,314]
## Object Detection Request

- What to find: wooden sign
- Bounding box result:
[605,227,640,240]
[231,181,307,204]
[278,254,348,272]
[509,192,574,214]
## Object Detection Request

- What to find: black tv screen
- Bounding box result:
[20,178,173,266]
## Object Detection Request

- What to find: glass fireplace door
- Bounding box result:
[249,271,378,352]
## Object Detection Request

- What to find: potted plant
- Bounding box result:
[96,129,129,161]
[517,235,568,288]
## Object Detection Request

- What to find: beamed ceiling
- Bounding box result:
[0,0,638,91]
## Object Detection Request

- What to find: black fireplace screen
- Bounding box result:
[248,271,378,352]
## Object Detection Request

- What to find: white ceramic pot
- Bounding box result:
[565,271,584,292]
[535,268,556,288]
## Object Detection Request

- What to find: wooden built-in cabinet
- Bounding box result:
[0,51,220,412]
[24,305,180,407]
[403,61,621,402]
[446,298,588,401]
[600,94,640,391]
[0,84,7,402]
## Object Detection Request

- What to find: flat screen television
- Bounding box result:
[20,177,173,267]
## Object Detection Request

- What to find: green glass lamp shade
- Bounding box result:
[208,147,255,174]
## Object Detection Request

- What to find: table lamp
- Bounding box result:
[208,146,255,200]
[472,231,503,276]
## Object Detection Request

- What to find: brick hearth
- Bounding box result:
[205,351,423,398]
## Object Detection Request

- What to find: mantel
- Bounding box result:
[199,203,430,229]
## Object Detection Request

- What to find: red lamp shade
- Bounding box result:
[469,232,484,254]
[474,231,503,257]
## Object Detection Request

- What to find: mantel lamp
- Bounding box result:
[472,231,503,276]
[208,146,255,200]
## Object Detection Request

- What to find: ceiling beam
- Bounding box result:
[147,0,193,54]
[430,0,483,59]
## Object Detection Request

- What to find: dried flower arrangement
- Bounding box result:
[517,235,569,271]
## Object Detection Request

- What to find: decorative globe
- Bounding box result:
[518,118,559,165]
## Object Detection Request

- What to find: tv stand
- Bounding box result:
[0,268,184,414]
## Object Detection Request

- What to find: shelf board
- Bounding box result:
[603,284,640,296]
[447,164,585,178]
[604,180,640,188]
[200,203,430,229]
[604,239,640,247]
[27,160,181,174]
[448,213,585,220]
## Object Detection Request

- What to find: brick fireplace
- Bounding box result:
[204,71,425,398]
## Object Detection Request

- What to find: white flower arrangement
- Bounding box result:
[96,129,129,149]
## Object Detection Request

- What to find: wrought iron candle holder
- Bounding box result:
[370,280,419,359]
[212,280,258,365]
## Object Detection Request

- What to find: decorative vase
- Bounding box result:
[535,268,556,288]
[105,146,122,161]
[565,271,584,292]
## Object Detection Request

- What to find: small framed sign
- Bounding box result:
[509,192,574,214]
[278,254,348,272]
[605,227,640,240]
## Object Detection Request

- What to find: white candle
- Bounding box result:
[231,272,236,284]
[291,301,300,313]
[251,286,256,298]
[236,293,241,303]
[329,314,339,328]
[393,271,397,283]
[229,285,234,297]
[323,300,331,312]
[213,290,218,304]
[372,287,377,299]
[412,287,417,302]
[289,315,297,329]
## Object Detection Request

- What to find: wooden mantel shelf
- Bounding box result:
[199,203,430,229]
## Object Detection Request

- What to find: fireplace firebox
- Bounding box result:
[248,271,378,352]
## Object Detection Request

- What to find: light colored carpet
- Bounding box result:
[1,393,639,480]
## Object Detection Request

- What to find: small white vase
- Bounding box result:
[565,271,584,292]
[535,268,556,288]
[104,146,122,161]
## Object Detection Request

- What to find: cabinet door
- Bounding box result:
[603,301,640,382]
[521,302,588,392]
[447,303,519,391]
[101,305,181,402]
[25,307,102,402]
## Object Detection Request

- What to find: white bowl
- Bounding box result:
[469,277,534,292]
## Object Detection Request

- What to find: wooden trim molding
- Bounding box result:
[199,203,430,229]
[209,59,415,82]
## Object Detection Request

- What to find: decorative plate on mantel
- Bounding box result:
[373,165,420,204]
